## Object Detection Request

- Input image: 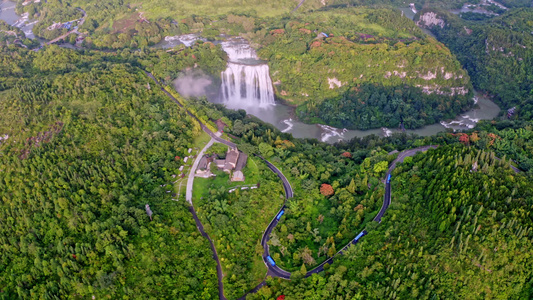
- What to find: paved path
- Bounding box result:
[291,0,306,12]
[147,71,237,149]
[374,145,438,223]
[187,205,227,300]
[239,156,293,298]
[45,8,86,45]
[151,67,525,298]
[240,145,524,298]
[255,156,293,279]
[184,137,227,300]
[248,146,438,287]
[147,72,231,300]
[186,138,214,204]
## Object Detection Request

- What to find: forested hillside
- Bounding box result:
[249,145,533,299]
[13,0,325,47]
[3,0,533,299]
[0,45,227,298]
[255,8,473,129]
[416,8,533,120]
[194,98,533,298]
[11,0,479,131]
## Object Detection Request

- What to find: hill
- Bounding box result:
[416,8,533,121]
[255,8,473,129]
[248,144,533,299]
[0,45,225,298]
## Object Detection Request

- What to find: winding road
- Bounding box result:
[147,72,231,300]
[256,155,293,279]
[248,145,439,288]
[150,70,522,299]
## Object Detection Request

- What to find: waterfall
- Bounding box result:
[220,39,275,108]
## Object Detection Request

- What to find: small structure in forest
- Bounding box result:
[507,107,516,119]
[231,170,245,182]
[317,32,329,39]
[195,154,217,178]
[145,204,153,221]
[199,147,248,181]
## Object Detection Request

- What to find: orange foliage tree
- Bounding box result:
[320,183,334,197]
[458,133,470,145]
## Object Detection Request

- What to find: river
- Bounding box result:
[0,0,37,39]
[172,35,500,143]
[174,69,500,143]
[1,4,500,143]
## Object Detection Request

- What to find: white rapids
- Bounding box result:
[219,38,275,108]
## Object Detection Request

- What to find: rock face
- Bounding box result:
[328,77,343,89]
[417,12,446,28]
[415,84,469,96]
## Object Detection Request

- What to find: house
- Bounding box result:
[231,170,244,182]
[207,147,248,181]
[235,152,248,172]
[215,159,226,169]
[195,155,216,178]
[224,148,240,173]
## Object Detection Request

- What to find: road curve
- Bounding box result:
[151,70,521,297]
[248,146,439,287]
[254,155,293,279]
[147,71,236,148]
[148,72,231,300]
[374,145,438,223]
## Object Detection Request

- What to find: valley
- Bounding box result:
[1,0,532,299]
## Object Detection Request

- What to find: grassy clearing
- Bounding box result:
[193,131,211,149]
[189,148,282,297]
[137,0,295,19]
[192,156,261,201]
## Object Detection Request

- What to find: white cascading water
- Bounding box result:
[220,39,275,108]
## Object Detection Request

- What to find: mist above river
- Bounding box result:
[174,67,500,143]
[174,70,220,99]
[171,35,500,143]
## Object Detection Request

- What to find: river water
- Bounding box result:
[174,42,500,143]
[1,3,501,143]
[0,0,37,39]
[172,35,501,143]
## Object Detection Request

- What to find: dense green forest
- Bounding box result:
[11,0,479,132]
[0,45,228,298]
[416,8,533,121]
[193,98,533,298]
[253,8,473,129]
[3,0,533,299]
[248,145,533,299]
[2,41,533,298]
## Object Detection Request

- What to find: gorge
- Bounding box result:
[173,35,500,143]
